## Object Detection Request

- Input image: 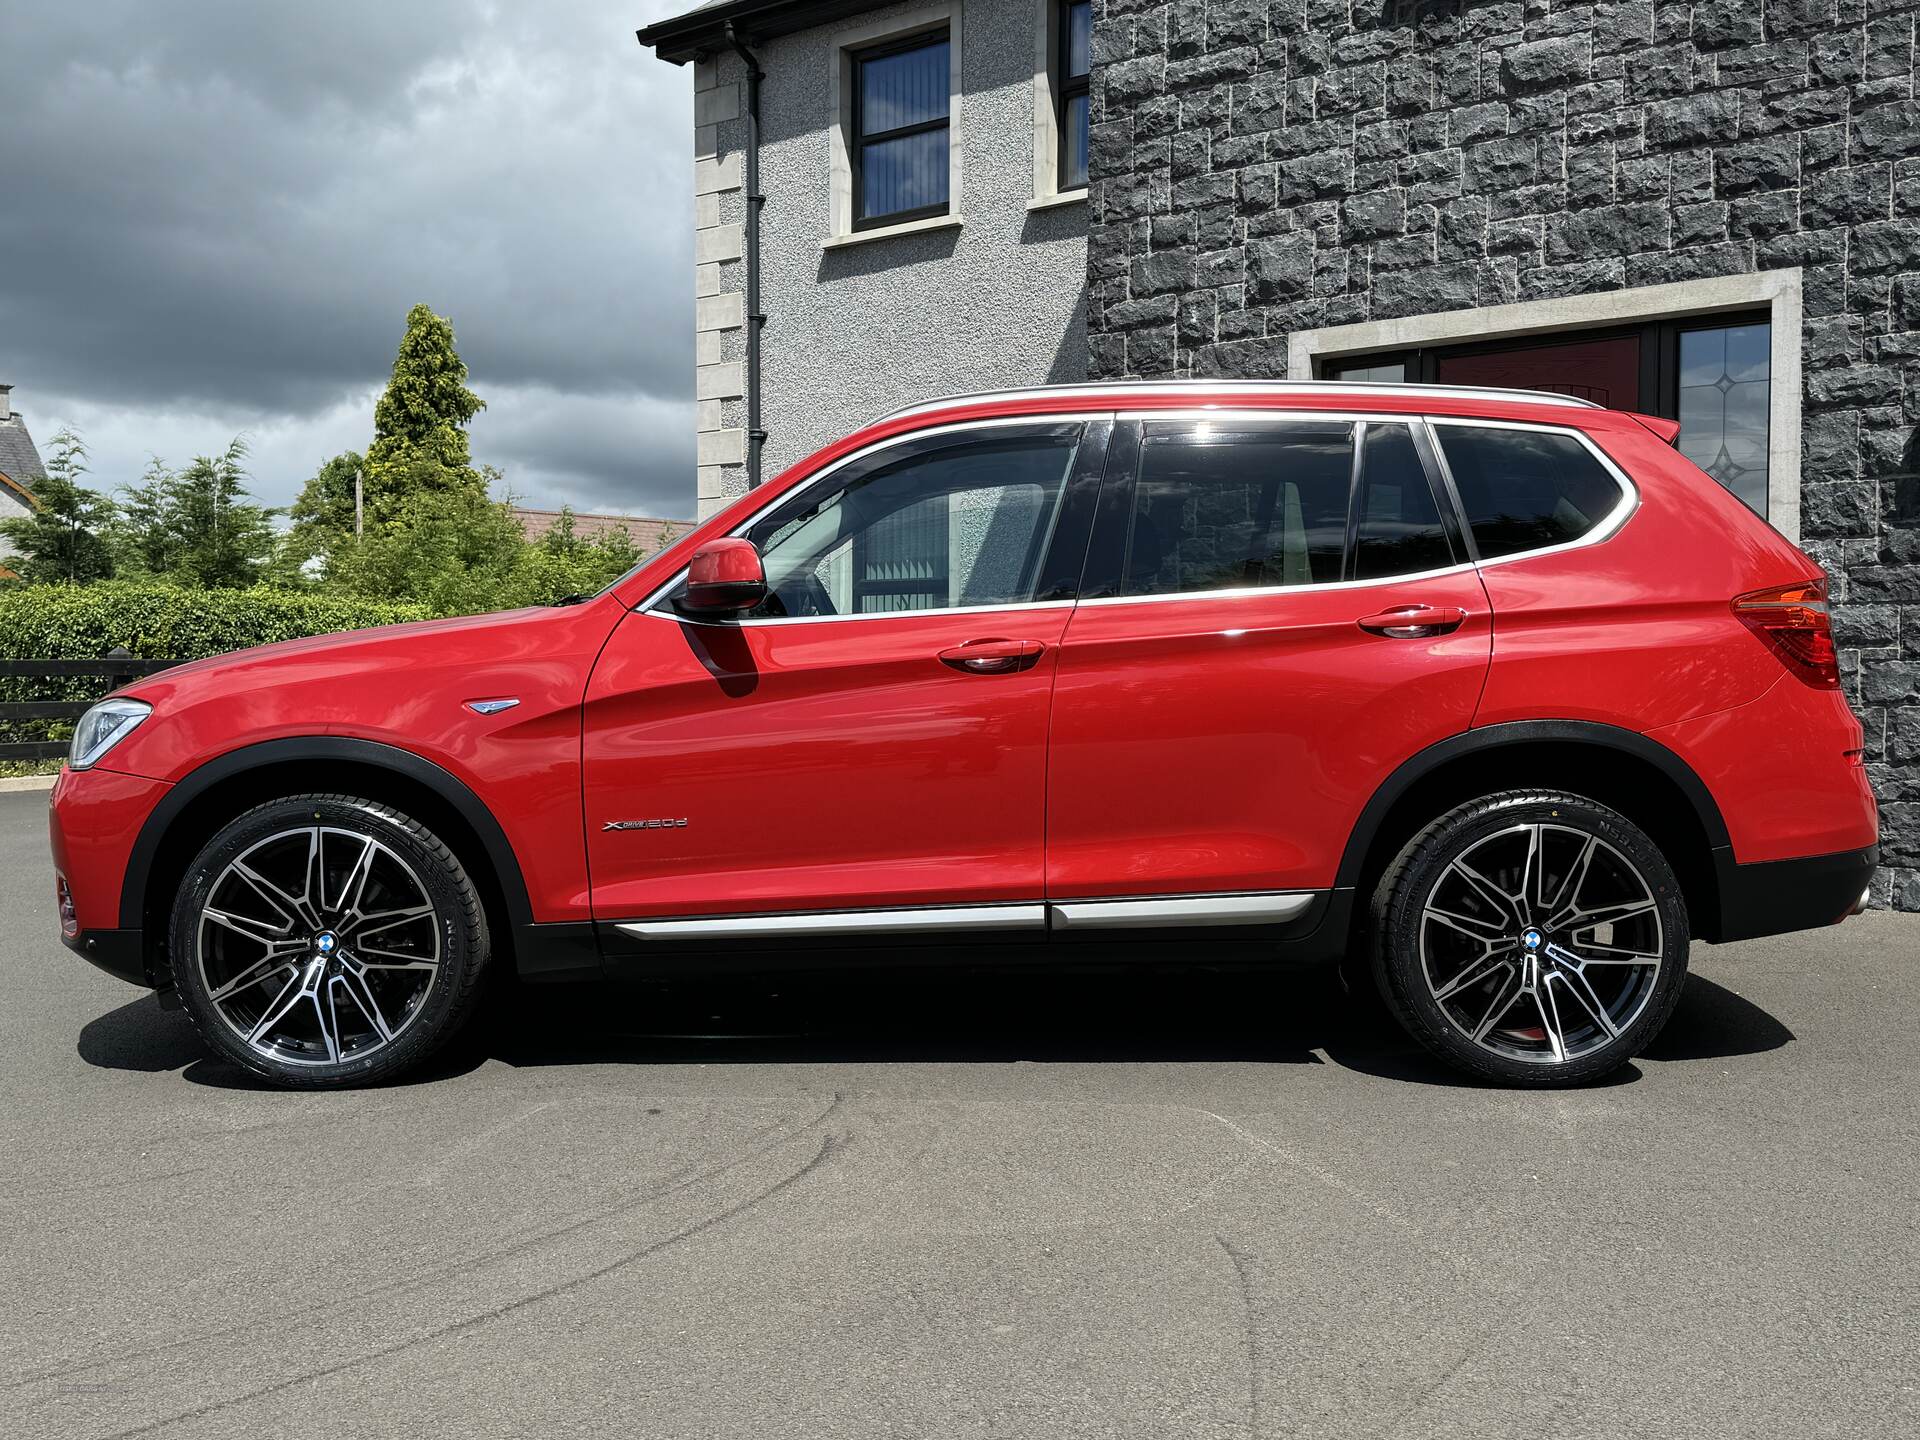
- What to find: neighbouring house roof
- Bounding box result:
[510,507,684,553]
[0,415,47,510]
[637,0,883,64]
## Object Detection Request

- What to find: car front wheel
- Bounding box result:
[1371,791,1690,1087]
[169,794,489,1088]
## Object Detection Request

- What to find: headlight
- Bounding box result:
[69,698,152,771]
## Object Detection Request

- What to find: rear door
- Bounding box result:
[1044,413,1493,907]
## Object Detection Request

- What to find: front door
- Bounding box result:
[583,419,1104,925]
[1046,415,1493,904]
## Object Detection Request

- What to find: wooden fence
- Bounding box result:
[0,651,182,761]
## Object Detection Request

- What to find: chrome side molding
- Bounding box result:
[1050,892,1315,929]
[616,903,1047,941]
[614,891,1319,941]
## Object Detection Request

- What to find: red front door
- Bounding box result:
[582,418,1100,922]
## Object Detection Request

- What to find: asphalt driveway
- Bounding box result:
[1,787,1914,1438]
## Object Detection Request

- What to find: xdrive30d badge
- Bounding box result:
[48,381,1878,1088]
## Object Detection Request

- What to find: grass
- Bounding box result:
[0,759,62,779]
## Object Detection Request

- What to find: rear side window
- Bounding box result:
[1120,424,1353,596]
[1434,424,1623,560]
[1352,424,1454,580]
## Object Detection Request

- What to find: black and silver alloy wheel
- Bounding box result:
[170,795,489,1088]
[1373,791,1689,1086]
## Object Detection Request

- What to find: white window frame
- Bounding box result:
[1030,0,1089,210]
[1286,269,1805,542]
[824,4,965,249]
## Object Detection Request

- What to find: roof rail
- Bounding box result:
[876,378,1605,425]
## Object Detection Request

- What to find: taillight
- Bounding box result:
[1732,579,1840,690]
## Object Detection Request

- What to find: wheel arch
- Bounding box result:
[124,738,535,978]
[1337,722,1732,943]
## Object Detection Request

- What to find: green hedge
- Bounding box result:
[0,582,428,661]
[0,583,430,748]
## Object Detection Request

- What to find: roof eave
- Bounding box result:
[637,0,886,64]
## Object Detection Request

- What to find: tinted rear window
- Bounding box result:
[1435,425,1623,559]
[1120,424,1353,596]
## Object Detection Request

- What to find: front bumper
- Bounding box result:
[1710,844,1879,944]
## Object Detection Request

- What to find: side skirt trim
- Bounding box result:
[616,903,1048,941]
[1050,892,1315,929]
[611,891,1323,942]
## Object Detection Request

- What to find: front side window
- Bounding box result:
[741,426,1081,618]
[1119,424,1354,597]
[1435,424,1624,560]
[854,33,951,228]
[1057,0,1090,191]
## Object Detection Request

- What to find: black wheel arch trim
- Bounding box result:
[1334,720,1733,892]
[120,736,538,937]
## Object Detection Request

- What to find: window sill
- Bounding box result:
[822,213,964,251]
[1026,188,1087,212]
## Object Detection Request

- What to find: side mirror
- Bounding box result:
[679,537,767,616]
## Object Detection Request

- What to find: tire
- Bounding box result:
[169,794,490,1088]
[1370,790,1689,1087]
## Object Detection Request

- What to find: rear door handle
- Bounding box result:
[1357,605,1469,639]
[938,638,1046,674]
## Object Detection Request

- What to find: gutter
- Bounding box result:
[724,23,768,489]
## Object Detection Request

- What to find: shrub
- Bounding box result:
[0,583,431,752]
[0,581,428,662]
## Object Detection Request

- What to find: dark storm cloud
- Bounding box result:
[0,1,697,515]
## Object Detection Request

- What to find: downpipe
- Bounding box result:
[725,22,767,490]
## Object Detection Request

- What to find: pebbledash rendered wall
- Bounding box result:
[688,0,1090,519]
[1083,0,1920,909]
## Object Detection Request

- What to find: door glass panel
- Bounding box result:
[1352,424,1453,580]
[1121,424,1354,596]
[743,429,1080,618]
[1330,361,1407,383]
[1678,323,1771,516]
[1435,424,1623,560]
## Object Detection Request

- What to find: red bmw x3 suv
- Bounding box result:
[48,381,1878,1088]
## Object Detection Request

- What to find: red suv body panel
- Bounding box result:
[46,382,1879,991]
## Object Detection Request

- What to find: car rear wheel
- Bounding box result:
[168,794,489,1088]
[1371,791,1690,1087]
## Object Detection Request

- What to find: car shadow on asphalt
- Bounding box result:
[76,962,1795,1092]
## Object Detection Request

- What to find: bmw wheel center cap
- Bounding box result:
[1522,928,1543,951]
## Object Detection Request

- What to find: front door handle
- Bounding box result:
[938,638,1046,674]
[1357,605,1469,639]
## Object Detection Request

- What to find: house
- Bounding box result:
[640,4,1920,909]
[638,0,1093,518]
[510,506,682,554]
[0,384,44,524]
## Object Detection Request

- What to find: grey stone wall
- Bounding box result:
[694,0,1089,518]
[1085,0,1920,909]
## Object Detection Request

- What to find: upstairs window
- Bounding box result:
[853,33,951,229]
[1057,0,1090,191]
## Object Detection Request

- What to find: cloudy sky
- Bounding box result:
[0,1,698,519]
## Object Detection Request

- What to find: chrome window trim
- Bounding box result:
[878,379,1602,424]
[639,598,1078,629]
[1074,560,1480,609]
[1050,892,1315,929]
[637,413,1111,621]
